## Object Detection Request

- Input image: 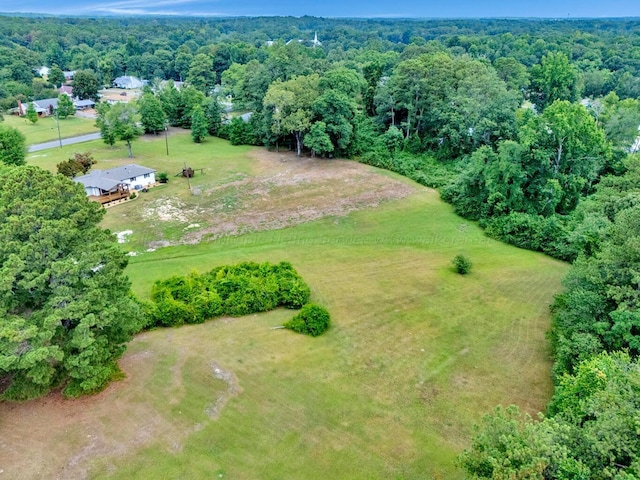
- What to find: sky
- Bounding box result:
[1,0,639,18]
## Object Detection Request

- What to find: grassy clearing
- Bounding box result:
[10,135,569,479]
[28,132,413,253]
[89,191,566,480]
[27,132,255,249]
[4,113,99,145]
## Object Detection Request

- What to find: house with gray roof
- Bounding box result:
[17,96,95,117]
[17,98,59,116]
[74,99,96,110]
[74,164,156,204]
[113,76,144,89]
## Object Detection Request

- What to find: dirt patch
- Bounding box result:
[206,362,241,419]
[142,150,417,247]
[0,332,237,480]
[98,88,142,104]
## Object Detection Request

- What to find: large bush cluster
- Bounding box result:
[147,261,311,328]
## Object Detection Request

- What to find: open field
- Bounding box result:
[4,113,99,145]
[5,134,569,479]
[98,87,143,103]
[28,132,415,252]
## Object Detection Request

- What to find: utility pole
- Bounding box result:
[55,109,62,148]
[164,122,169,156]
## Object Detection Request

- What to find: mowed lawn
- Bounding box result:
[5,113,99,145]
[16,135,568,479]
[100,195,565,480]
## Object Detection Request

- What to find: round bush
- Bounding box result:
[285,303,331,337]
[452,254,472,275]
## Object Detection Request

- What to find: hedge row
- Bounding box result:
[146,261,311,328]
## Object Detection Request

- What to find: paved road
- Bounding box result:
[28,132,102,152]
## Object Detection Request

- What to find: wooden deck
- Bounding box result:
[89,191,129,204]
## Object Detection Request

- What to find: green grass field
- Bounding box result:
[97,194,564,480]
[4,113,98,145]
[15,134,568,479]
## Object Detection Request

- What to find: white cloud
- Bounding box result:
[66,0,222,15]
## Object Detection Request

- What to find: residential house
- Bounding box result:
[74,99,96,110]
[113,76,144,89]
[59,86,74,96]
[63,70,76,81]
[17,98,59,116]
[74,164,156,204]
[17,96,95,116]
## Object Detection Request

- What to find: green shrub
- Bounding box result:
[484,213,575,262]
[285,303,331,337]
[145,261,312,328]
[193,291,223,321]
[157,172,169,183]
[152,297,197,327]
[278,277,311,308]
[452,255,473,275]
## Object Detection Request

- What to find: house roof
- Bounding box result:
[74,164,156,191]
[59,86,73,95]
[74,99,95,107]
[33,98,59,110]
[113,76,144,88]
[18,100,51,115]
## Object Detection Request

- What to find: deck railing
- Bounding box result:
[88,190,129,204]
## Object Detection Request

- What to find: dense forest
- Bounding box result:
[2,14,640,478]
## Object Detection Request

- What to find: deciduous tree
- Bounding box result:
[190,104,207,143]
[56,93,75,119]
[48,64,66,87]
[72,69,99,101]
[530,52,580,111]
[186,53,216,94]
[96,102,143,157]
[0,124,26,166]
[137,92,166,134]
[304,121,333,157]
[263,74,320,156]
[25,102,38,124]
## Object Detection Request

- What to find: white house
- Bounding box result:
[74,164,156,202]
[113,76,144,89]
